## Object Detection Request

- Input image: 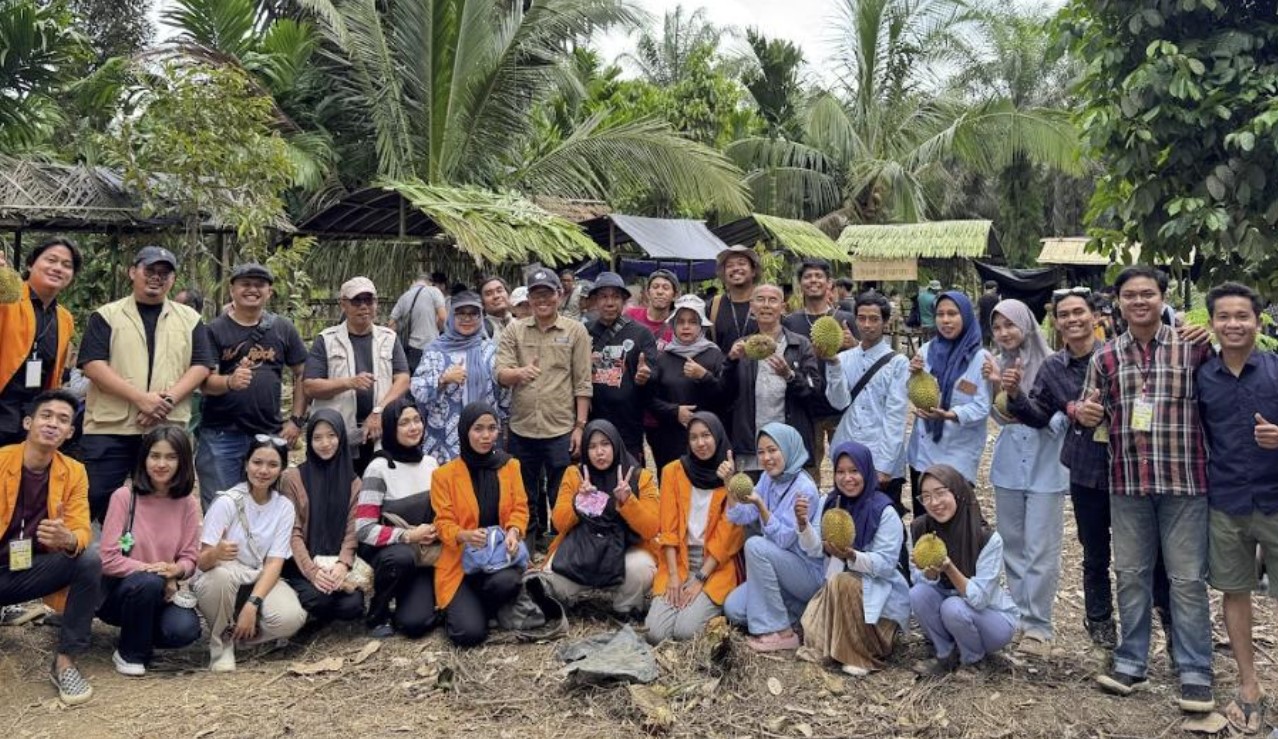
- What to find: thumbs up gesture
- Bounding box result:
[440,359,467,388]
[214,536,239,562]
[227,357,254,391]
[1255,412,1278,449]
[717,450,736,482]
[1076,388,1104,428]
[982,353,1000,381]
[634,351,651,386]
[1001,357,1023,396]
[516,354,542,385]
[841,320,855,350]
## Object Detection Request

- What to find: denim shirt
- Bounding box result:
[990,410,1070,493]
[906,342,992,482]
[825,341,911,479]
[800,504,910,629]
[409,342,508,462]
[909,531,1018,619]
[727,471,824,578]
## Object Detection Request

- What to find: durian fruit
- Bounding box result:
[743,334,778,361]
[727,473,755,503]
[809,315,843,359]
[907,372,941,411]
[821,508,856,550]
[0,266,22,304]
[912,533,948,569]
[993,390,1015,420]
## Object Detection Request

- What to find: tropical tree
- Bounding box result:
[624,5,723,87]
[0,0,83,152]
[740,28,806,140]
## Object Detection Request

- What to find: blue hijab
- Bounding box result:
[925,291,983,442]
[425,297,493,405]
[757,422,809,484]
[823,441,893,551]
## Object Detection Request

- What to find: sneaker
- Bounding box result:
[746,631,801,652]
[1016,634,1053,658]
[50,662,93,705]
[1178,684,1215,713]
[913,651,959,677]
[1096,670,1149,696]
[112,651,146,677]
[368,622,395,640]
[209,641,236,673]
[841,664,870,677]
[1085,618,1117,650]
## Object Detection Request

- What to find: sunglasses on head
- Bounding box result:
[254,434,288,449]
[1052,286,1092,299]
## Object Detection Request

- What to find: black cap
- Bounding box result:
[134,246,178,269]
[230,262,274,284]
[526,268,562,292]
[587,271,627,297]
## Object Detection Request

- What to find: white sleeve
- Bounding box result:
[267,499,296,559]
[200,498,234,546]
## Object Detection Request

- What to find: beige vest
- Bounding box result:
[85,297,202,434]
[311,323,397,445]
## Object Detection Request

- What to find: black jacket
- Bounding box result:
[722,328,823,463]
[586,316,659,455]
[648,346,725,469]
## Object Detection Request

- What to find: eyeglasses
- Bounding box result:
[254,434,288,449]
[1052,286,1092,299]
[344,294,376,306]
[915,488,951,505]
[1119,290,1159,302]
[454,310,482,320]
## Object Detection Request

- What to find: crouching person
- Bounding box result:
[193,435,306,672]
[0,390,99,704]
[98,426,202,676]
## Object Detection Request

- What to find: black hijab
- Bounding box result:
[680,411,728,490]
[909,464,992,589]
[458,402,509,528]
[582,419,639,497]
[300,410,354,557]
[375,396,425,468]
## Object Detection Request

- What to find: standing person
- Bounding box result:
[625,269,679,347]
[477,276,513,343]
[985,299,1068,654]
[97,426,202,676]
[303,277,412,476]
[722,284,822,475]
[78,246,215,521]
[909,464,1017,674]
[977,281,1001,347]
[430,402,529,646]
[905,291,991,515]
[644,412,744,643]
[585,272,658,464]
[834,277,857,314]
[648,296,726,473]
[1077,266,1215,712]
[389,273,447,370]
[1196,282,1278,732]
[411,291,505,463]
[0,239,79,446]
[0,390,99,705]
[709,245,760,353]
[279,411,365,625]
[916,280,941,339]
[198,263,309,507]
[495,268,592,552]
[193,436,306,672]
[558,269,584,320]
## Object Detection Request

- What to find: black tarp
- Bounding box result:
[974,262,1062,323]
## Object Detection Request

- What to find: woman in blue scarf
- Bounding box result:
[798,441,910,676]
[905,291,992,515]
[410,291,508,462]
[723,423,824,652]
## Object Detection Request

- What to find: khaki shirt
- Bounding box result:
[496,316,592,438]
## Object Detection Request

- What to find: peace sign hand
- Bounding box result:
[613,465,635,505]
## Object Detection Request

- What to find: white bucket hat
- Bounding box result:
[668,294,712,327]
[510,286,530,306]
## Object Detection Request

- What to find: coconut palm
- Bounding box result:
[623,5,723,87]
[0,0,83,152]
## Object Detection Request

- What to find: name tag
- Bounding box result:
[24,359,42,389]
[1093,425,1109,444]
[957,378,977,396]
[9,537,32,571]
[1131,399,1154,432]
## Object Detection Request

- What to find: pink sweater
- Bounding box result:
[99,486,202,579]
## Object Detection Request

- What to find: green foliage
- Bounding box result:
[665,44,761,149]
[1060,0,1278,291]
[625,5,723,87]
[67,0,153,64]
[0,0,85,151]
[742,29,806,140]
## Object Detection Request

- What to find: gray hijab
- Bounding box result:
[992,298,1051,392]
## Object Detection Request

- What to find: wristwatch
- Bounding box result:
[692,569,709,583]
[371,405,384,415]
[247,595,264,609]
[290,414,308,427]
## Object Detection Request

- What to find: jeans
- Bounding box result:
[910,583,1015,664]
[196,427,253,510]
[444,567,523,647]
[81,434,142,522]
[0,549,101,655]
[1110,494,1212,686]
[1070,482,1114,624]
[994,487,1065,640]
[508,432,571,541]
[362,543,437,637]
[98,572,201,664]
[285,572,365,623]
[723,537,823,635]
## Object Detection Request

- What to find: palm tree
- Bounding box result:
[741,28,806,141]
[623,5,722,87]
[0,0,83,152]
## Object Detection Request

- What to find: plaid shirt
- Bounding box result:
[1082,324,1212,497]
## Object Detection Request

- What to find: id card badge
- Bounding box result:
[9,537,32,571]
[24,358,42,389]
[1093,424,1110,444]
[1131,398,1154,432]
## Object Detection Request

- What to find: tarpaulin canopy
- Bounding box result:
[577,259,719,283]
[974,262,1061,323]
[581,214,727,261]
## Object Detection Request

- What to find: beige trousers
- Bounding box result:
[544,548,656,613]
[193,563,307,651]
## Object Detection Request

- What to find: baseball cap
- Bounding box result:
[134,246,178,269]
[716,244,761,271]
[647,269,680,289]
[451,290,483,311]
[526,268,562,292]
[587,271,627,297]
[510,286,529,306]
[230,262,274,284]
[339,276,377,299]
[927,279,942,290]
[668,294,712,327]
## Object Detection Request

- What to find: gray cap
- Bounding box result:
[230,262,274,284]
[450,290,483,311]
[587,271,627,297]
[526,268,562,292]
[134,246,178,269]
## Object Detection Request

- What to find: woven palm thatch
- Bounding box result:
[752,213,850,263]
[838,220,997,259]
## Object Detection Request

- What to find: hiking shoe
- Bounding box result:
[1179,684,1215,713]
[1085,618,1117,649]
[1096,670,1149,696]
[112,651,146,677]
[368,622,395,640]
[50,662,93,705]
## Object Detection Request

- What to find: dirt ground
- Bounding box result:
[3,426,1275,739]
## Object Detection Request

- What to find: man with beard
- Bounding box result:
[585,272,658,463]
[709,246,760,354]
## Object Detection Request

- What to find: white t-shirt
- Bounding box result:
[686,486,714,546]
[201,484,295,568]
[390,284,446,349]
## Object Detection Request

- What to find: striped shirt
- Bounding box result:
[1082,324,1212,497]
[355,456,439,546]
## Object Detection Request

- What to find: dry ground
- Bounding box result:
[2,424,1275,739]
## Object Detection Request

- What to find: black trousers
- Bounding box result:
[284,567,365,623]
[444,567,523,647]
[361,543,436,638]
[81,434,142,522]
[508,432,571,542]
[98,572,200,663]
[0,549,100,655]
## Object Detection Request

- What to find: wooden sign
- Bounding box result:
[852,258,918,281]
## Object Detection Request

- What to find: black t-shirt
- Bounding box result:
[202,313,309,434]
[78,301,217,387]
[0,466,49,567]
[781,306,859,342]
[977,292,1000,337]
[586,318,658,452]
[711,296,757,353]
[304,330,410,424]
[0,289,60,441]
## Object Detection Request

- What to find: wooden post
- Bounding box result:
[13,229,22,266]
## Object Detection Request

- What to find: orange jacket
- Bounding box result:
[651,461,744,605]
[430,457,529,609]
[0,282,74,392]
[0,443,92,612]
[547,465,661,563]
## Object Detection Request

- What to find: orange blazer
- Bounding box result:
[0,281,73,392]
[651,461,744,605]
[430,457,529,609]
[546,465,661,563]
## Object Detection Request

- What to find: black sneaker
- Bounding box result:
[1095,670,1149,696]
[1178,684,1215,713]
[1085,618,1117,649]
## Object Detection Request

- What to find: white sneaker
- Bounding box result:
[112,650,145,677]
[841,664,870,677]
[209,639,236,673]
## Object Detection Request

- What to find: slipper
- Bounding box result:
[1224,692,1264,734]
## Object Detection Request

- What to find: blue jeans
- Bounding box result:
[196,427,253,510]
[910,582,1015,663]
[1110,494,1212,686]
[723,537,823,634]
[98,572,201,664]
[994,487,1065,640]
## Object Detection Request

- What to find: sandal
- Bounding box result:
[1224,691,1265,734]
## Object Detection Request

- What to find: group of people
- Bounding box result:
[0,237,1274,733]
